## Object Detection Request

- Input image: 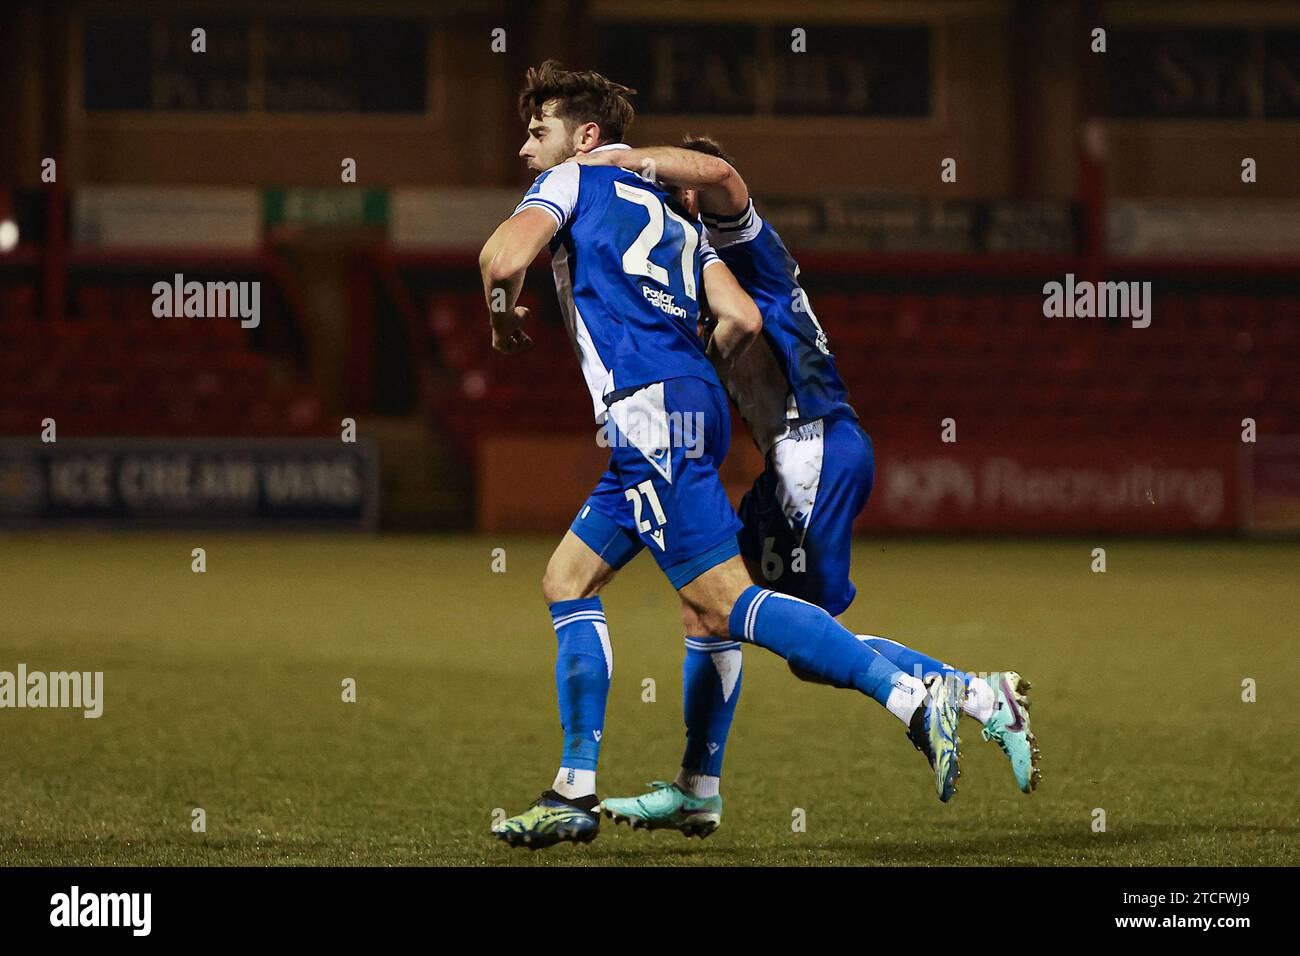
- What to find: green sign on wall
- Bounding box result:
[264,188,388,230]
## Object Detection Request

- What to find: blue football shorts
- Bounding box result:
[569,376,742,590]
[735,415,874,617]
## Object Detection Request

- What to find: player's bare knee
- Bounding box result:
[678,557,751,639]
[691,603,732,640]
[707,614,731,640]
[680,602,706,636]
[542,555,611,604]
[542,562,583,604]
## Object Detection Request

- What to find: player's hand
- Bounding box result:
[571,150,618,166]
[491,305,534,355]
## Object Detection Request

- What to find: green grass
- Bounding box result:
[1,533,1296,866]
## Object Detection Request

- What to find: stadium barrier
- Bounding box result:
[863,437,1235,533]
[475,432,1300,536]
[0,437,379,529]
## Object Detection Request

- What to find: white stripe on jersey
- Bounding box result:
[513,161,580,228]
[699,231,723,270]
[551,244,614,423]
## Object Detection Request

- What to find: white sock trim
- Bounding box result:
[552,767,596,799]
[885,673,927,726]
[675,769,720,799]
[963,677,996,723]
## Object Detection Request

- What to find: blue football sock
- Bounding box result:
[550,597,612,772]
[680,635,743,778]
[728,586,914,711]
[861,635,972,688]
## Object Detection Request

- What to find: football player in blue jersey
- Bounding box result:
[482,62,964,850]
[579,138,1040,836]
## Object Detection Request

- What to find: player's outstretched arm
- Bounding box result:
[477,207,556,354]
[701,260,762,377]
[576,146,749,218]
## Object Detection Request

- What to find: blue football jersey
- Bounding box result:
[514,144,722,422]
[701,199,857,450]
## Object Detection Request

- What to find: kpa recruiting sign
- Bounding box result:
[0,438,378,529]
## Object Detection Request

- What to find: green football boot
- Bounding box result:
[600,781,722,838]
[981,671,1041,794]
[905,675,963,802]
[491,790,600,850]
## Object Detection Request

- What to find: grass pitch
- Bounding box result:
[1,532,1296,866]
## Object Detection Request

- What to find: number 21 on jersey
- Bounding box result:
[614,181,698,301]
[624,479,668,551]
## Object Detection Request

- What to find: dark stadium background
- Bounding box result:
[0,0,1296,869]
[4,0,1297,534]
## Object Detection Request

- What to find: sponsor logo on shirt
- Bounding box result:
[642,285,687,319]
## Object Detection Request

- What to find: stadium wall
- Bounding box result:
[475,434,1299,536]
[4,1,1297,201]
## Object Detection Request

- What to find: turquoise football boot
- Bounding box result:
[601,781,722,838]
[981,671,1041,794]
